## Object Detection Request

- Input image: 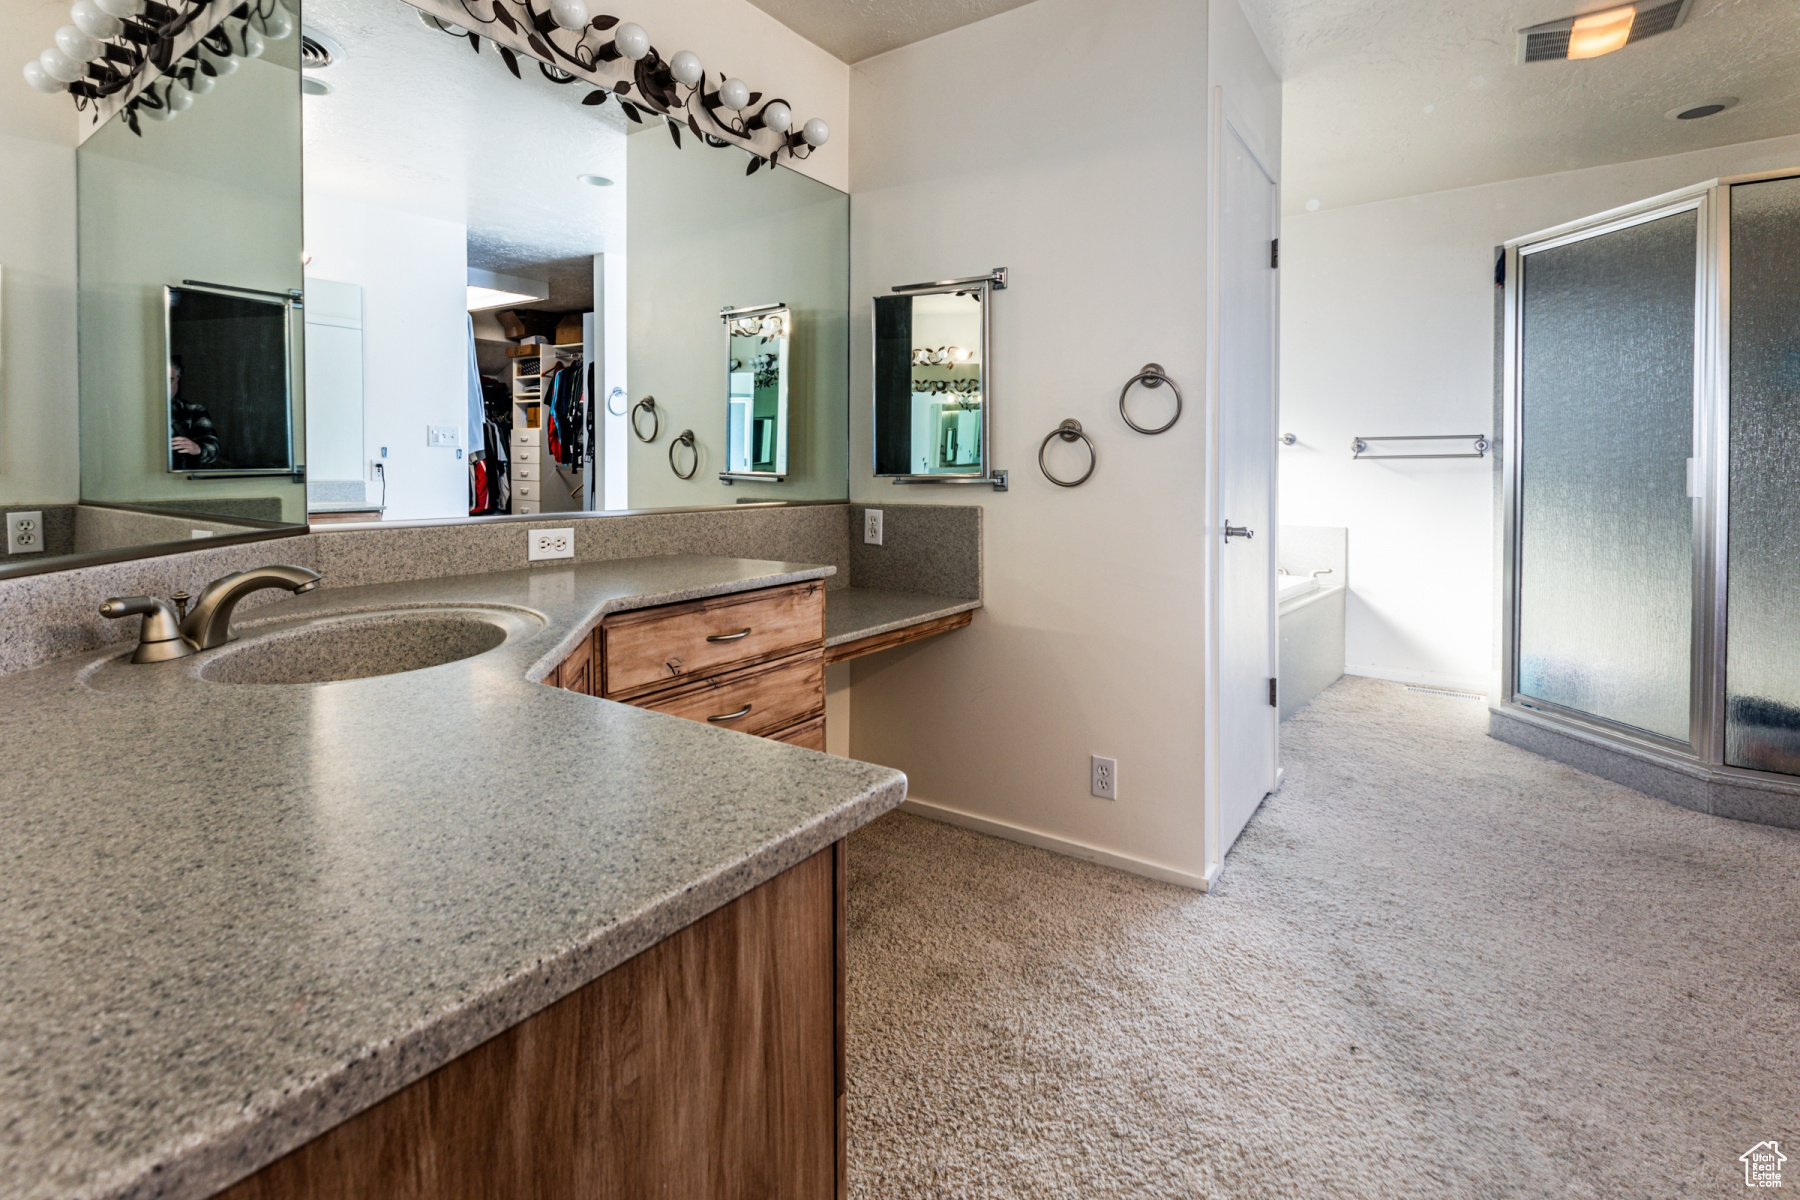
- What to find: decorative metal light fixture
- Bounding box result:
[409,0,829,171]
[22,0,294,133]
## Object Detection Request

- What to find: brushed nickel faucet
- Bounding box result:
[100,565,322,663]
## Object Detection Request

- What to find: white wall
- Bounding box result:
[1,0,81,509]
[845,0,1275,887]
[0,133,77,508]
[303,193,469,522]
[1279,131,1800,696]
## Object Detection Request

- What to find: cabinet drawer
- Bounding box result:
[601,581,825,700]
[512,445,541,465]
[769,716,826,752]
[512,462,541,482]
[637,651,823,738]
[515,481,541,501]
[515,502,540,515]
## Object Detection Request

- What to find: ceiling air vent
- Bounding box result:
[300,35,334,70]
[1518,0,1692,64]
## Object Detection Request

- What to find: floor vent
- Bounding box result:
[1406,686,1485,701]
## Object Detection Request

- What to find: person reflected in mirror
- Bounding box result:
[167,358,221,469]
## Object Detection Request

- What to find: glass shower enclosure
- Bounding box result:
[1500,171,1800,819]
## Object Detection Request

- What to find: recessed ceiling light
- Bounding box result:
[1666,96,1739,120]
[1517,0,1691,64]
[302,77,331,96]
[300,31,343,69]
[578,174,615,187]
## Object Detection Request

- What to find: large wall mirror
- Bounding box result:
[13,0,849,580]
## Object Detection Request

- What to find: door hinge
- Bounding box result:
[1270,238,1279,269]
[1269,677,1278,707]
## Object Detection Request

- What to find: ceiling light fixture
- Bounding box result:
[468,268,549,312]
[577,173,613,186]
[1567,5,1634,58]
[1518,0,1690,64]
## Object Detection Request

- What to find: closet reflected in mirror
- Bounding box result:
[872,287,989,481]
[721,304,790,481]
[300,0,848,522]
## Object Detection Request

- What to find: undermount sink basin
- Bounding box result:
[199,607,532,685]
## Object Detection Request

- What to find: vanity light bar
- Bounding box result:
[892,267,1008,294]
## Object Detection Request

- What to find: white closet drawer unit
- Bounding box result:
[512,444,541,464]
[515,481,541,501]
[513,463,540,482]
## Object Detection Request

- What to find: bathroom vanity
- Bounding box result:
[0,556,923,1200]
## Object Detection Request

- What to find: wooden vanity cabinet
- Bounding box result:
[552,580,827,747]
[216,842,849,1200]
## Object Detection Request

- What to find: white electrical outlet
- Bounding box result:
[1091,755,1118,801]
[528,526,575,561]
[863,508,883,545]
[6,511,43,555]
[426,424,459,448]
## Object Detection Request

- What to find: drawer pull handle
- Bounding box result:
[706,628,753,642]
[708,703,754,723]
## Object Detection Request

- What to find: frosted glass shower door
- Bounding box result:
[1726,178,1800,774]
[1515,209,1697,742]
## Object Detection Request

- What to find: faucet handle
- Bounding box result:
[99,596,195,664]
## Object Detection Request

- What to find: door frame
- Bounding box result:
[1203,87,1281,885]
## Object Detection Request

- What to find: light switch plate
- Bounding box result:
[6,511,43,554]
[427,425,459,448]
[863,508,883,546]
[528,527,575,561]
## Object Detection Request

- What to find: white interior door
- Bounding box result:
[1217,121,1278,853]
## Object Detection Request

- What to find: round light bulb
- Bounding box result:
[760,99,791,132]
[71,0,123,40]
[548,0,588,32]
[612,21,648,60]
[185,68,214,94]
[801,117,828,147]
[92,0,141,17]
[165,82,192,110]
[669,49,702,86]
[253,4,292,38]
[56,25,103,63]
[23,60,66,92]
[38,46,86,83]
[718,77,749,110]
[761,315,782,335]
[233,22,264,58]
[201,44,237,74]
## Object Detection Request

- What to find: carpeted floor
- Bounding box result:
[844,676,1800,1199]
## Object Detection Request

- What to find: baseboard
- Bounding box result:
[1344,663,1493,697]
[896,798,1212,891]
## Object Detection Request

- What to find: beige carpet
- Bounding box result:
[844,677,1800,1199]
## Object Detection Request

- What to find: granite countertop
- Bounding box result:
[0,555,908,1200]
[824,587,982,648]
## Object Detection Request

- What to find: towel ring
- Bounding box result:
[607,386,628,417]
[1038,419,1096,488]
[1118,363,1182,435]
[632,396,661,442]
[669,429,699,479]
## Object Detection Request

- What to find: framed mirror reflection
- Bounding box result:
[721,303,790,481]
[872,283,992,483]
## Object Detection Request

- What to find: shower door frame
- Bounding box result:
[1500,182,1721,763]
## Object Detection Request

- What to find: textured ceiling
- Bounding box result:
[303,0,627,279]
[1242,0,1800,213]
[740,0,1039,62]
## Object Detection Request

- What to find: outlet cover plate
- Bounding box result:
[528,527,575,561]
[6,511,43,554]
[1091,754,1118,801]
[863,508,883,546]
